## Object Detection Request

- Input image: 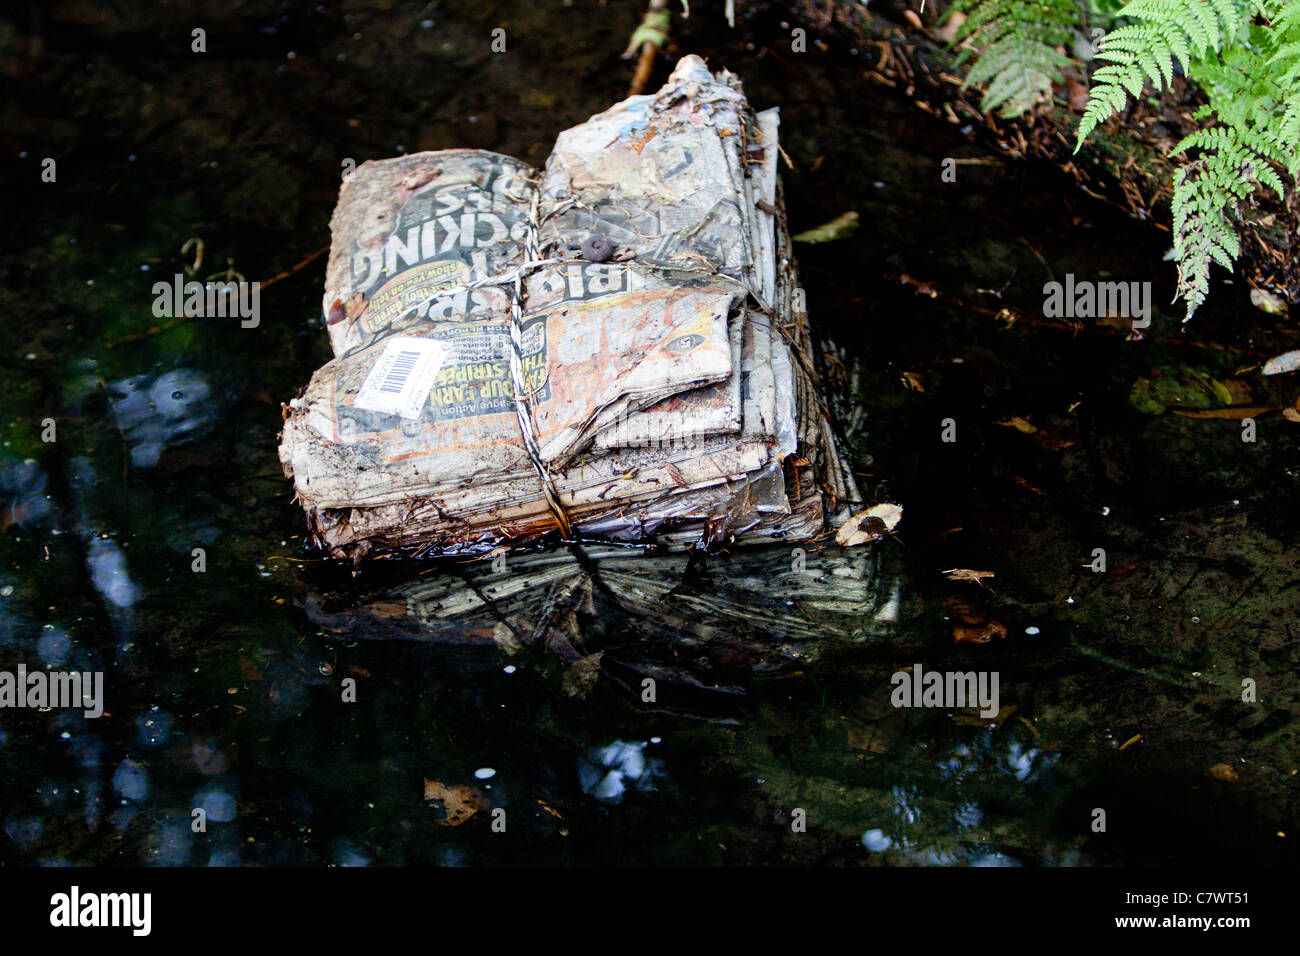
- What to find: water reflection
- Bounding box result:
[105,369,217,468]
[577,740,665,805]
[854,728,1066,866]
[0,458,51,529]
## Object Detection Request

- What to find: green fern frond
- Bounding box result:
[1168,122,1285,319]
[947,0,1083,116]
[1075,0,1253,147]
[945,0,1298,321]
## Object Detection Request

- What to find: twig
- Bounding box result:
[627,0,670,97]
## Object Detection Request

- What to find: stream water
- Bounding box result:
[0,0,1295,866]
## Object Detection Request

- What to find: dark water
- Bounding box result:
[0,0,1295,866]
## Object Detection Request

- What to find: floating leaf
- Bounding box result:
[423,779,488,826]
[791,211,860,243]
[1250,288,1288,316]
[836,502,902,547]
[1262,350,1300,376]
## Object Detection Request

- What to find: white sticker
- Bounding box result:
[353,336,447,420]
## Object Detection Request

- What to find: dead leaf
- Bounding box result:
[1034,428,1077,451]
[1014,476,1047,495]
[932,10,965,43]
[1208,763,1238,782]
[942,568,995,586]
[1171,406,1276,419]
[836,502,903,547]
[954,619,1007,644]
[1064,75,1090,112]
[1251,289,1289,317]
[562,651,604,699]
[423,779,487,826]
[995,416,1038,435]
[1262,349,1300,375]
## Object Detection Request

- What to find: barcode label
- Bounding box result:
[380,350,420,393]
[353,336,447,420]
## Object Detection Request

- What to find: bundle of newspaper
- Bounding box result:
[279,55,863,562]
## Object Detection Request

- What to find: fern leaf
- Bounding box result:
[1075,0,1253,149]
[948,0,1083,116]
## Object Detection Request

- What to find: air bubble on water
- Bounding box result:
[474,768,496,780]
[1101,506,1111,516]
[503,665,516,674]
[1024,626,1040,635]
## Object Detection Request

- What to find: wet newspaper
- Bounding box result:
[280,55,862,561]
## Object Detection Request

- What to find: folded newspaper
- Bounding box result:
[280,55,869,562]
